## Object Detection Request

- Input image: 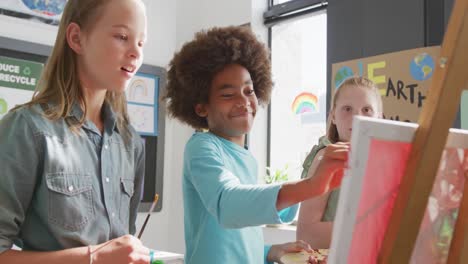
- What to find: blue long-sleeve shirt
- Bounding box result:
[183,132,297,264]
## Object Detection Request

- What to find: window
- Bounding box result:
[266,1,328,182]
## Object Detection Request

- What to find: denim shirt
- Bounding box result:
[0,103,145,253]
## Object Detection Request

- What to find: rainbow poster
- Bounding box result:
[125,73,158,136]
[291,92,318,115]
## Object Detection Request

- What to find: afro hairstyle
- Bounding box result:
[163,26,273,129]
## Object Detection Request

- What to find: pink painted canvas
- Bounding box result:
[347,139,412,264]
[346,140,467,264]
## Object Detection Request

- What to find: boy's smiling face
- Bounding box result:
[195,64,258,146]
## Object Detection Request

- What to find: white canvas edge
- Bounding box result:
[328,116,468,264]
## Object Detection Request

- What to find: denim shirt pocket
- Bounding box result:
[46,172,94,231]
[119,178,134,227]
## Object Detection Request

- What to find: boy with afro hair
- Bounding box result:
[164,26,348,264]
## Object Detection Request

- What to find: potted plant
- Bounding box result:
[264,164,291,228]
[264,164,289,184]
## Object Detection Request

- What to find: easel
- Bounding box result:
[379,0,468,263]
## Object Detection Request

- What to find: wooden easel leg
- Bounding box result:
[378,0,468,262]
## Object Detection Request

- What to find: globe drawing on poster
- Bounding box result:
[334,66,354,89]
[22,0,66,17]
[410,53,434,81]
[0,0,67,25]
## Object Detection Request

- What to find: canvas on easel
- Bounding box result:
[287,0,468,262]
[328,116,468,264]
[329,0,468,262]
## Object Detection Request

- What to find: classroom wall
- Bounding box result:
[0,14,58,47]
[326,0,424,114]
[327,0,461,127]
[0,0,176,67]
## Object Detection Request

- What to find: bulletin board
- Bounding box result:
[331,46,450,123]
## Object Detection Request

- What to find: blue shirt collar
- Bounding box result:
[67,102,118,135]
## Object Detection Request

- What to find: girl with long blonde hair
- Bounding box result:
[0,1,155,263]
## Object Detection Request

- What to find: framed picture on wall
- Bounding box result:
[0,0,67,25]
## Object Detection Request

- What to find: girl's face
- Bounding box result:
[332,85,382,142]
[195,64,258,146]
[75,0,147,94]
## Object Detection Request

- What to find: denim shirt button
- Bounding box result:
[104,144,109,149]
[68,185,74,192]
[105,177,110,183]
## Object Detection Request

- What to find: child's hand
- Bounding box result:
[311,142,349,195]
[267,240,313,264]
[91,235,151,264]
[308,254,327,264]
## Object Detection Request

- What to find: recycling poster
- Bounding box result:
[0,56,43,119]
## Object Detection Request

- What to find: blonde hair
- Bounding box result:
[327,76,383,143]
[21,0,131,140]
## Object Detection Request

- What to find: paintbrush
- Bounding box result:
[137,194,159,239]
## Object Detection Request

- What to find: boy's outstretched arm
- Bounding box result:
[187,136,293,228]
